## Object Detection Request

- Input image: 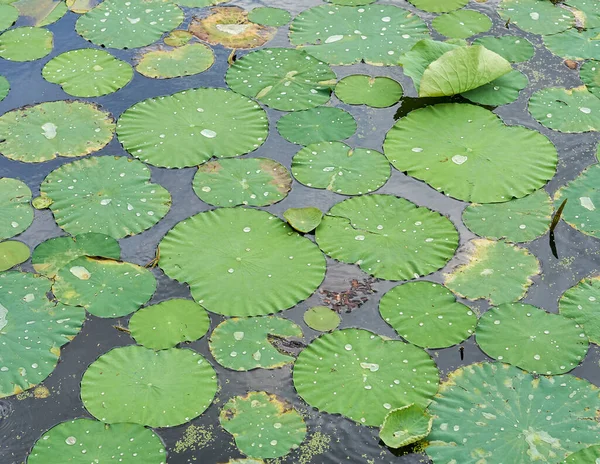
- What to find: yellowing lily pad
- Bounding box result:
[0,27,53,61]
[135,43,214,79]
[0,241,30,271]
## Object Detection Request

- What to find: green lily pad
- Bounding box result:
[379,281,477,349]
[292,142,390,195]
[0,241,29,272]
[399,39,457,94]
[383,103,558,203]
[27,419,166,464]
[567,0,600,28]
[472,35,535,62]
[565,445,600,463]
[432,10,492,39]
[426,362,600,463]
[76,0,184,49]
[277,107,357,146]
[409,0,467,13]
[66,0,102,14]
[175,0,226,6]
[283,207,323,234]
[209,316,303,371]
[580,60,600,97]
[293,328,439,427]
[0,178,33,241]
[163,30,193,47]
[325,0,375,5]
[117,88,268,168]
[13,0,67,26]
[444,239,540,305]
[226,48,335,112]
[461,70,529,106]
[52,256,156,318]
[477,303,588,375]
[316,194,459,281]
[289,4,429,66]
[192,158,292,207]
[159,207,326,317]
[248,7,291,27]
[544,28,600,61]
[303,306,340,332]
[334,75,403,108]
[559,275,600,345]
[81,345,217,427]
[220,392,307,459]
[463,189,553,243]
[0,271,85,397]
[32,233,121,279]
[498,0,574,36]
[0,5,17,31]
[0,27,53,62]
[0,75,8,101]
[379,404,433,448]
[42,48,133,97]
[529,87,600,133]
[129,299,210,350]
[135,43,214,79]
[40,156,171,238]
[0,101,115,163]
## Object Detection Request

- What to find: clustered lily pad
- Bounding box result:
[334,75,403,108]
[0,27,54,61]
[0,241,29,272]
[432,10,493,39]
[277,107,357,146]
[544,28,600,61]
[135,43,215,79]
[498,0,574,35]
[472,35,535,62]
[12,0,67,26]
[0,178,33,240]
[0,4,17,32]
[461,69,529,106]
[559,275,600,344]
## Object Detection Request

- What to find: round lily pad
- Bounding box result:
[384,103,558,203]
[580,60,600,97]
[0,27,53,61]
[40,156,171,238]
[291,142,390,195]
[135,43,214,79]
[0,75,8,101]
[565,445,600,463]
[0,101,115,163]
[277,107,356,146]
[444,239,540,305]
[293,328,439,426]
[13,0,67,26]
[192,158,291,207]
[42,49,133,97]
[0,5,17,31]
[335,75,403,108]
[289,4,430,66]
[409,0,467,13]
[209,316,303,371]
[559,275,600,344]
[316,194,459,281]
[0,271,85,397]
[426,362,600,463]
[163,30,193,47]
[129,299,210,350]
[461,70,529,106]
[76,0,184,49]
[463,189,553,243]
[248,7,291,27]
[220,392,307,459]
[159,207,326,317]
[379,404,433,448]
[472,35,534,62]
[544,28,600,61]
[81,345,217,427]
[27,419,166,464]
[0,178,33,240]
[0,241,29,272]
[379,281,476,349]
[498,0,574,35]
[303,306,340,332]
[117,88,268,168]
[283,207,323,234]
[432,10,492,39]
[226,48,336,112]
[476,303,588,375]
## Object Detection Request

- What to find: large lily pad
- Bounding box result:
[293,328,439,427]
[409,0,467,13]
[334,75,403,108]
[432,10,492,39]
[81,345,217,427]
[117,88,268,168]
[316,194,459,281]
[472,35,535,62]
[248,7,291,27]
[135,43,214,79]
[544,28,600,61]
[0,27,53,61]
[159,207,326,316]
[461,69,529,106]
[0,5,17,31]
[383,103,558,203]
[498,0,574,35]
[0,101,115,163]
[567,0,600,28]
[290,4,429,66]
[40,156,171,238]
[0,178,33,240]
[580,60,600,97]
[379,404,433,448]
[0,241,30,271]
[426,362,600,463]
[559,275,600,344]
[277,107,357,146]
[12,0,66,26]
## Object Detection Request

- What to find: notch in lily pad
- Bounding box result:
[284,207,323,233]
[379,404,433,448]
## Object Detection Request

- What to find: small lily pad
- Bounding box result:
[135,43,214,79]
[0,76,8,101]
[303,306,340,332]
[379,404,433,448]
[498,0,574,35]
[559,275,600,345]
[409,0,467,13]
[0,27,53,61]
[164,30,193,47]
[248,7,291,27]
[0,178,33,240]
[432,10,492,39]
[335,75,403,108]
[0,5,17,31]
[472,35,535,62]
[461,70,529,106]
[284,207,323,234]
[277,107,357,146]
[66,0,102,14]
[0,241,30,271]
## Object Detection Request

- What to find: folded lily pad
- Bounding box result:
[565,445,600,463]
[283,207,323,234]
[0,5,17,31]
[544,28,600,61]
[135,43,214,79]
[163,30,193,47]
[0,76,8,101]
[248,7,291,27]
[379,404,433,448]
[461,70,529,106]
[498,0,574,35]
[409,0,467,13]
[559,275,600,344]
[13,0,67,26]
[303,306,340,332]
[334,75,403,108]
[0,178,33,240]
[0,27,53,61]
[432,10,492,39]
[580,60,600,97]
[277,107,357,146]
[0,241,29,271]
[472,35,535,62]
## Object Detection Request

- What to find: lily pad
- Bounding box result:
[163,30,193,47]
[0,101,115,163]
[277,107,357,146]
[129,299,210,350]
[444,239,540,305]
[461,69,529,106]
[66,0,102,14]
[293,328,439,426]
[292,142,390,195]
[529,87,600,133]
[383,103,558,203]
[544,28,600,61]
[76,0,184,49]
[432,10,492,39]
[498,0,574,36]
[0,5,17,31]
[334,75,403,108]
[220,392,307,459]
[0,76,8,101]
[472,35,535,62]
[325,0,375,5]
[289,4,429,66]
[159,207,326,316]
[226,48,336,111]
[175,0,226,6]
[81,345,217,427]
[426,362,600,463]
[0,241,29,271]
[13,0,67,26]
[303,306,340,332]
[409,0,467,13]
[27,419,166,464]
[0,271,85,397]
[209,316,303,371]
[463,189,553,243]
[193,158,292,207]
[580,60,600,97]
[316,194,459,281]
[379,281,477,349]
[117,88,268,168]
[248,7,291,27]
[0,178,33,240]
[283,207,323,234]
[559,275,600,344]
[0,27,53,61]
[135,43,214,79]
[565,445,600,463]
[567,0,600,28]
[379,404,433,448]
